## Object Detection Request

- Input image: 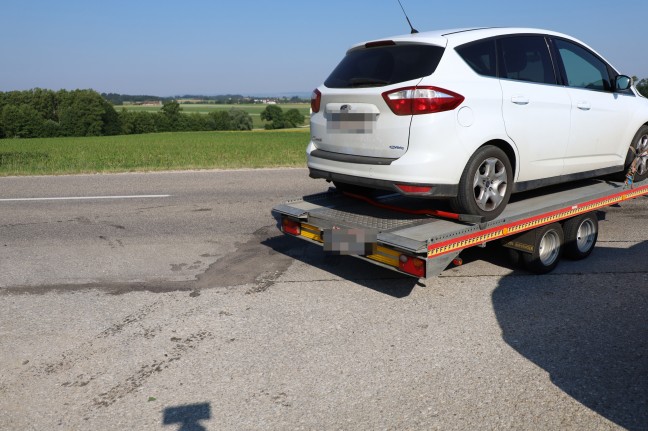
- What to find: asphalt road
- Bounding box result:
[0,169,646,430]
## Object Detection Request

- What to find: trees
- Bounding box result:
[1,104,46,138]
[207,111,231,130]
[260,105,305,129]
[58,90,113,137]
[228,109,253,130]
[0,88,282,138]
[284,108,305,128]
[161,100,182,129]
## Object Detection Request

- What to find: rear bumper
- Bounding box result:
[308,167,458,198]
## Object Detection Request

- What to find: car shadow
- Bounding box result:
[491,241,648,430]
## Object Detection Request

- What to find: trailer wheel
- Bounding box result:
[507,248,523,269]
[562,213,598,260]
[522,223,564,274]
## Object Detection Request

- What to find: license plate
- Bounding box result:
[323,228,377,255]
[327,113,376,134]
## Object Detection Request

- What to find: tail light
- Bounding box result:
[399,254,426,278]
[311,89,322,113]
[282,218,301,236]
[382,86,464,115]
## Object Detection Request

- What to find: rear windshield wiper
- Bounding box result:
[348,78,389,87]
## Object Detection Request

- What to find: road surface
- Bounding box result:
[1,169,646,430]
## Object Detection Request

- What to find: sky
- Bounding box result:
[2,0,647,96]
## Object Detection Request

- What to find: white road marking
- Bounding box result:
[0,195,171,202]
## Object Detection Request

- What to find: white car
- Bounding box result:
[307,27,648,220]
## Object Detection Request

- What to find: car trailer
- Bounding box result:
[272,178,648,279]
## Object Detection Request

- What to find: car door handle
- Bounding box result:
[577,101,591,111]
[511,96,529,105]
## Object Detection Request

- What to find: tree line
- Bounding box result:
[2,82,647,139]
[102,92,308,105]
[0,89,255,139]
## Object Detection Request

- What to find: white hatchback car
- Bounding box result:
[308,27,648,220]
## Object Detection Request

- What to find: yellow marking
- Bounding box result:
[428,188,648,258]
[300,223,322,242]
[367,245,400,268]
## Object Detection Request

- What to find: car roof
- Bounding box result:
[351,27,579,50]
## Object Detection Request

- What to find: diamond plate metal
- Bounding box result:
[311,206,427,230]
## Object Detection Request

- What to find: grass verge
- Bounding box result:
[0,129,309,176]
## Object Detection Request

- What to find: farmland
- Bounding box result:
[117,103,311,129]
[0,129,310,176]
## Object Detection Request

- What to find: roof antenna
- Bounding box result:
[397,0,419,34]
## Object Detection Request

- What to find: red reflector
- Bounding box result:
[311,89,321,113]
[399,254,426,278]
[282,218,301,236]
[396,184,433,194]
[382,86,464,116]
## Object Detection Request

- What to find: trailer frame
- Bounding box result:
[272,178,648,278]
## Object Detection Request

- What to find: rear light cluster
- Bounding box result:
[399,254,426,278]
[311,89,321,113]
[382,86,464,116]
[282,218,301,236]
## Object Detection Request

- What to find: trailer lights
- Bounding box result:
[399,254,426,278]
[282,218,301,236]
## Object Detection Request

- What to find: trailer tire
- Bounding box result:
[522,223,564,274]
[562,213,598,260]
[507,248,523,269]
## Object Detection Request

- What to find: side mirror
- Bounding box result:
[615,75,632,91]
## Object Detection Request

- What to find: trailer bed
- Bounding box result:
[272,178,648,278]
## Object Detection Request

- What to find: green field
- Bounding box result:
[117,103,311,129]
[0,129,310,176]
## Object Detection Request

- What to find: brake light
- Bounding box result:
[399,254,426,278]
[365,40,396,48]
[382,86,464,115]
[282,218,301,236]
[311,89,321,113]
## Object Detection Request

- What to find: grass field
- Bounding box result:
[0,129,310,176]
[117,103,311,129]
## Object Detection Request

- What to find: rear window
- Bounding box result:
[324,44,445,89]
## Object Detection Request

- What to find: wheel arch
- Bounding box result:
[478,139,518,180]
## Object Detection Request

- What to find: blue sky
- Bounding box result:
[2,0,647,96]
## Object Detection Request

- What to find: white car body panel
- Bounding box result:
[307,26,648,204]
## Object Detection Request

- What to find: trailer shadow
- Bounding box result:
[491,240,648,431]
[260,234,418,298]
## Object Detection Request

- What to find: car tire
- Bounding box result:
[621,125,648,183]
[451,145,513,221]
[562,213,598,260]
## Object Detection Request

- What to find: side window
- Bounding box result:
[456,39,497,77]
[554,39,611,91]
[498,36,556,85]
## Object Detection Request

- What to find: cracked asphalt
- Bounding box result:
[0,169,646,430]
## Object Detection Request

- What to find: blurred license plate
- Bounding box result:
[323,228,377,255]
[327,113,376,134]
